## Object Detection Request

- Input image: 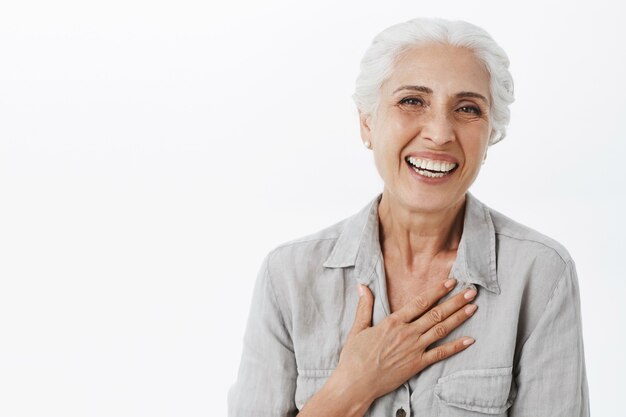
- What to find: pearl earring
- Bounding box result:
[364,141,372,149]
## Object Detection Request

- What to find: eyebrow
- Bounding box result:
[392,85,490,105]
[393,85,432,94]
[456,91,490,105]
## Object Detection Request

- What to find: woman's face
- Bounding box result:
[360,43,492,213]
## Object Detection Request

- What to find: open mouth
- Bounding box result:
[405,156,458,178]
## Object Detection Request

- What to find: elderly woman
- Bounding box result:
[228,18,589,417]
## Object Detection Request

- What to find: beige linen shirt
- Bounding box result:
[228,192,590,416]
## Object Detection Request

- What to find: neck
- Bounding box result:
[377,190,466,270]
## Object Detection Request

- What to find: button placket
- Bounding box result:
[393,381,411,417]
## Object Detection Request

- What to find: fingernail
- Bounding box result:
[358,284,365,297]
[465,304,478,315]
[463,337,475,346]
[444,278,456,289]
[464,289,477,300]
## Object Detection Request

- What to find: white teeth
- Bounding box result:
[406,156,458,173]
[411,167,446,178]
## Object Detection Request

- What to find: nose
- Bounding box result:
[420,108,455,145]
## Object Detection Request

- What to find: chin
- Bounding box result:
[402,187,466,213]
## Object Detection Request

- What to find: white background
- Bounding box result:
[1,0,624,416]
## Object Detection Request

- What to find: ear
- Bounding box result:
[358,109,373,144]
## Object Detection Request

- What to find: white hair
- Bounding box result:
[353,18,515,145]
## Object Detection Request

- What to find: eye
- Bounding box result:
[398,97,424,106]
[457,105,482,115]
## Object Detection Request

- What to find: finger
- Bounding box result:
[421,336,476,366]
[348,284,374,338]
[410,287,477,334]
[393,278,457,323]
[418,302,478,348]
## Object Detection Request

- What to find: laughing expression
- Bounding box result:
[359,43,493,213]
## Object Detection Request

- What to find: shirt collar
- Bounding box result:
[323,192,501,295]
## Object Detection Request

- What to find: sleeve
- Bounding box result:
[227,253,298,417]
[509,260,590,416]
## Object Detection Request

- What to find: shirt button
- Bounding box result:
[396,408,406,417]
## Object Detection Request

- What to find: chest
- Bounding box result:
[293,260,521,415]
[383,257,456,313]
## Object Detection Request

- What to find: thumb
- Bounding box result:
[349,284,374,337]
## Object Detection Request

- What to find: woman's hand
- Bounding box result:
[306,278,477,415]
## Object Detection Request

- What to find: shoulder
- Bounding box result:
[487,204,573,267]
[482,202,577,303]
[478,201,582,338]
[255,210,360,316]
[261,208,358,289]
[266,217,345,265]
[264,195,378,270]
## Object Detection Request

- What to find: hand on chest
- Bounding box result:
[384,255,456,313]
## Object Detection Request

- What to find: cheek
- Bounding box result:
[372,148,392,175]
[371,143,403,180]
[391,112,422,135]
[459,125,490,155]
[373,110,420,140]
[370,121,407,159]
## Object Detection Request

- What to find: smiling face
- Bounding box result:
[360,43,492,213]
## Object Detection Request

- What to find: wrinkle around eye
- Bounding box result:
[456,105,489,120]
[396,99,428,114]
[458,106,481,115]
[398,97,425,107]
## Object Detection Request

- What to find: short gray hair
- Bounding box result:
[353,18,515,145]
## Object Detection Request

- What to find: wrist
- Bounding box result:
[299,369,374,417]
[320,370,375,415]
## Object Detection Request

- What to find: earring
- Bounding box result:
[363,141,372,149]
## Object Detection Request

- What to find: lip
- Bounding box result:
[404,151,459,164]
[404,151,460,185]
